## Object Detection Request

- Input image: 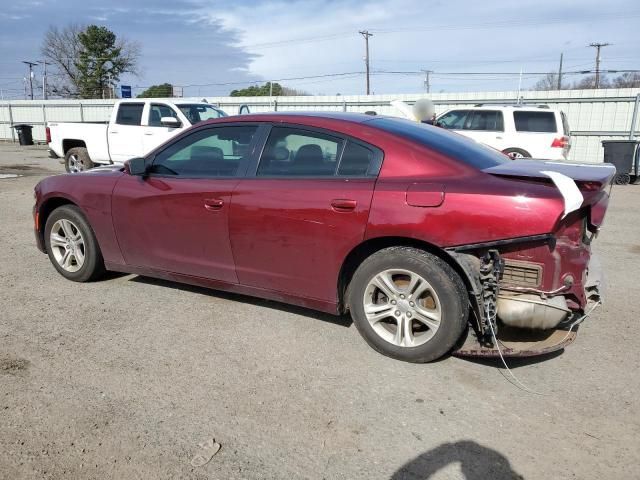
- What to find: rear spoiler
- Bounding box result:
[484,159,616,218]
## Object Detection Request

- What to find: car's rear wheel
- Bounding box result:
[44,205,105,282]
[65,147,94,173]
[348,247,468,363]
[502,148,531,159]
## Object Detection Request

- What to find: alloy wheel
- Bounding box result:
[49,219,86,272]
[363,269,442,347]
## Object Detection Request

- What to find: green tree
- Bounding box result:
[137,83,174,98]
[74,25,139,99]
[230,82,284,97]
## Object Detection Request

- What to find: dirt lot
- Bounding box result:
[0,143,638,480]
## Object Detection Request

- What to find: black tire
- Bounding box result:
[502,148,531,160]
[614,173,631,185]
[44,205,106,282]
[348,247,468,363]
[64,147,94,173]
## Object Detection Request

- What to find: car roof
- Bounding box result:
[198,111,379,126]
[453,105,561,112]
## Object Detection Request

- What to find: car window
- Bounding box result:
[513,111,557,133]
[149,104,178,127]
[436,110,469,129]
[177,104,227,124]
[257,127,343,177]
[369,117,509,169]
[337,141,378,176]
[465,110,504,131]
[150,126,257,177]
[116,103,144,126]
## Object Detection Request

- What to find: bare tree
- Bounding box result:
[611,72,640,88]
[41,24,83,97]
[531,73,567,91]
[572,74,610,90]
[41,24,140,98]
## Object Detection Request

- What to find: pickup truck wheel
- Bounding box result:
[502,148,531,159]
[348,247,468,363]
[44,205,106,282]
[65,147,94,173]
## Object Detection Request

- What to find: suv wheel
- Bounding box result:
[502,148,531,159]
[348,247,468,363]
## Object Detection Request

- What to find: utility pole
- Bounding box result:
[22,61,37,100]
[557,53,563,90]
[422,70,433,93]
[589,42,610,89]
[39,60,51,100]
[359,30,373,95]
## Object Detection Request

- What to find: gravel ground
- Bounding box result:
[0,144,638,480]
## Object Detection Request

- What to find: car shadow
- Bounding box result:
[128,275,353,328]
[391,440,524,479]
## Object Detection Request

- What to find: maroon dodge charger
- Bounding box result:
[33,113,615,362]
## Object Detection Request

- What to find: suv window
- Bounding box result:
[436,110,469,129]
[465,110,504,131]
[149,104,178,126]
[257,127,343,177]
[150,126,257,177]
[116,103,144,126]
[513,111,557,133]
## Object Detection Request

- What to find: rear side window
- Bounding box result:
[369,117,509,170]
[466,110,504,131]
[116,103,144,126]
[513,111,557,132]
[257,127,342,177]
[338,141,379,176]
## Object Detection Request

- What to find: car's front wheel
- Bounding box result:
[348,247,468,363]
[44,205,105,282]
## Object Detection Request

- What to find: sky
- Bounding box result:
[0,0,638,99]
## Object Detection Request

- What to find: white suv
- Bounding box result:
[435,105,571,160]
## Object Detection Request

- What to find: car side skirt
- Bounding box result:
[104,262,340,315]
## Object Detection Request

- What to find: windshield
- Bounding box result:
[177,104,228,124]
[368,117,510,170]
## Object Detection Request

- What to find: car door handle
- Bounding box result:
[204,198,224,211]
[110,130,118,134]
[496,136,503,139]
[331,199,357,212]
[144,132,153,136]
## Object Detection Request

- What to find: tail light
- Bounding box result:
[45,126,51,144]
[551,136,569,149]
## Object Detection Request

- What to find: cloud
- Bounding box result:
[0,0,637,98]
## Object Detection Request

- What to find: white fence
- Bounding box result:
[1,88,639,164]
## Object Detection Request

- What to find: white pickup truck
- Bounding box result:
[47,99,227,172]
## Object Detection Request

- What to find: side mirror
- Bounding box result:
[126,157,148,176]
[238,104,250,115]
[160,117,181,128]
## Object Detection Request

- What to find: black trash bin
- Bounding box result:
[601,139,640,185]
[13,124,34,146]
